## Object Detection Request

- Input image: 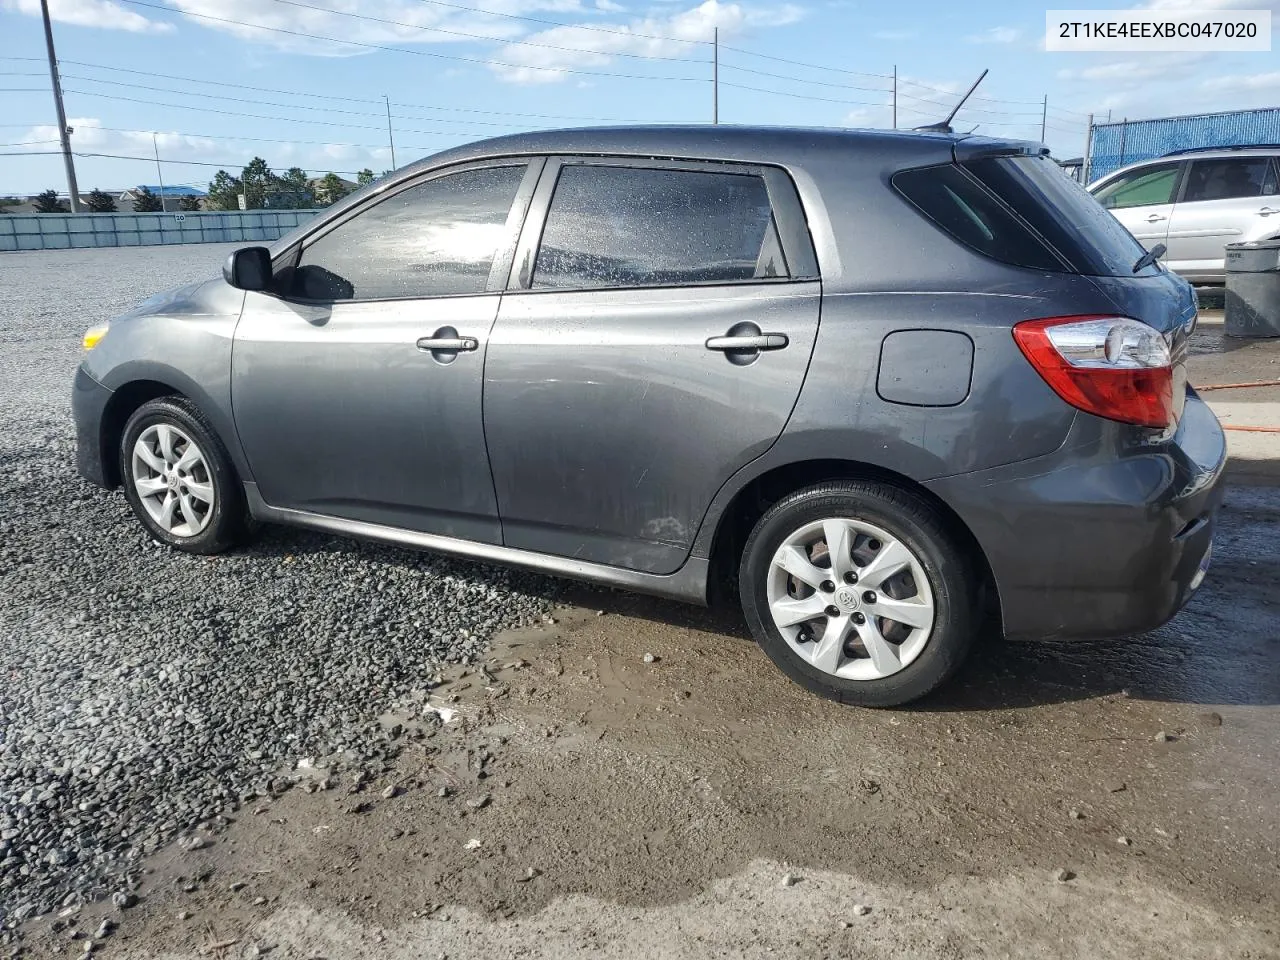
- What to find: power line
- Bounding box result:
[0,148,371,176]
[717,43,890,80]
[718,81,888,109]
[263,0,706,62]
[61,88,538,139]
[114,0,706,82]
[61,73,540,130]
[59,59,635,122]
[718,60,891,95]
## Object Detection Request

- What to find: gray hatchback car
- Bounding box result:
[73,126,1226,707]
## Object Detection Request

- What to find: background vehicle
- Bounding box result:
[73,127,1225,707]
[1089,146,1280,284]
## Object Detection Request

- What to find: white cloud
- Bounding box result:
[2,0,172,32]
[872,29,916,40]
[1204,71,1280,92]
[1056,53,1208,85]
[490,0,805,83]
[965,26,1019,44]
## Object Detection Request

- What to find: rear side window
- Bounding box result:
[891,163,1064,272]
[1091,163,1180,209]
[533,165,788,290]
[965,155,1155,277]
[292,164,525,301]
[1182,157,1275,202]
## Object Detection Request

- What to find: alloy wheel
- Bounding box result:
[130,423,215,538]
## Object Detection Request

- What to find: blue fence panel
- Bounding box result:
[0,209,324,252]
[1089,107,1280,183]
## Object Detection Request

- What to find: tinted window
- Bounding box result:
[533,165,786,290]
[293,165,525,301]
[1182,158,1272,202]
[891,163,1064,272]
[965,155,1154,277]
[1091,164,1180,209]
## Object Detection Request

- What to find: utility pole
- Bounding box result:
[892,65,897,129]
[384,95,397,169]
[712,28,719,125]
[1083,112,1094,184]
[1040,94,1047,142]
[40,0,79,211]
[152,133,166,212]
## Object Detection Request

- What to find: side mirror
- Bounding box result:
[222,246,273,291]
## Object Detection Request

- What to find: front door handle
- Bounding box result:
[1145,214,1167,223]
[706,334,789,351]
[1259,206,1279,217]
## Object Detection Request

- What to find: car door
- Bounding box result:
[482,157,821,575]
[232,159,541,541]
[1165,156,1278,277]
[1091,161,1182,250]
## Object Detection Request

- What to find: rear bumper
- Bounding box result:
[72,364,115,489]
[926,393,1227,641]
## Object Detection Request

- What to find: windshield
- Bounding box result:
[964,155,1158,277]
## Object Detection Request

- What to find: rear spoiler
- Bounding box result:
[952,137,1050,163]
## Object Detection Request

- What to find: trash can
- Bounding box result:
[1224,239,1280,338]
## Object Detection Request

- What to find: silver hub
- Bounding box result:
[766,517,935,681]
[130,423,215,538]
[833,585,861,612]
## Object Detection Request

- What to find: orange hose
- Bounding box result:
[1198,379,1280,391]
[1223,425,1280,433]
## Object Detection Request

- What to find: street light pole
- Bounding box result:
[39,0,80,211]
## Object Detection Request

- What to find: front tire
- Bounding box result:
[119,397,248,555]
[739,480,978,707]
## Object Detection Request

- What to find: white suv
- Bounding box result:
[1089,146,1280,284]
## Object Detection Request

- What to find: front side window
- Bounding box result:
[1091,164,1180,209]
[1182,158,1273,203]
[532,164,787,290]
[292,164,526,301]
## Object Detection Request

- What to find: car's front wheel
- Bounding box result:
[119,397,248,555]
[739,480,979,707]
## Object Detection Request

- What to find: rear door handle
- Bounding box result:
[417,336,478,351]
[1145,214,1167,223]
[1259,206,1279,216]
[705,334,789,351]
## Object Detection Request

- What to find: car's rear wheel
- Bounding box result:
[120,397,248,555]
[739,480,978,707]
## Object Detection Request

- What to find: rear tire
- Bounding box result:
[119,397,248,555]
[739,480,978,707]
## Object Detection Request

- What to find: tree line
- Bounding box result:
[13,157,384,214]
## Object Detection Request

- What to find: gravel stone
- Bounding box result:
[1054,868,1075,882]
[853,904,871,916]
[0,246,561,940]
[780,873,798,887]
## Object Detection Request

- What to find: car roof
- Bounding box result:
[391,124,1023,178]
[1096,145,1280,182]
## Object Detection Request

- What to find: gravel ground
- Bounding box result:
[0,246,560,942]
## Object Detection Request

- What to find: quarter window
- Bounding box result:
[292,164,526,301]
[1091,164,1180,209]
[532,165,787,290]
[1182,158,1273,203]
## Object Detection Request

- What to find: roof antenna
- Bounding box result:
[914,69,988,134]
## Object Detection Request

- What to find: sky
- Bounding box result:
[1,0,1278,195]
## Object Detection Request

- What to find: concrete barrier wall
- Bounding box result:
[0,210,323,252]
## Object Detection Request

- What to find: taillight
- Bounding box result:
[1013,315,1174,429]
